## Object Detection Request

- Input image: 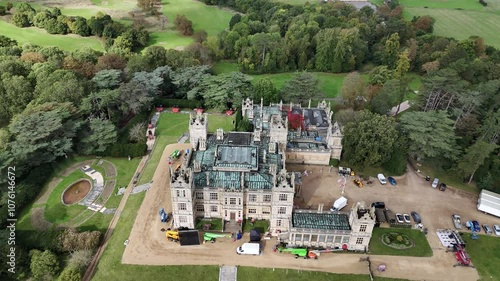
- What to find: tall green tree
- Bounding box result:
[77,118,117,155]
[8,103,81,168]
[29,249,60,281]
[281,72,322,104]
[400,110,459,160]
[92,69,122,89]
[384,33,400,69]
[340,72,366,109]
[117,80,154,114]
[187,72,253,110]
[57,266,81,281]
[80,89,119,120]
[456,140,497,183]
[342,110,399,167]
[253,78,279,104]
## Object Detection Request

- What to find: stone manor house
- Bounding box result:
[169,100,375,251]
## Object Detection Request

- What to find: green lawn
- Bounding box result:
[161,0,233,36]
[384,0,500,48]
[44,169,90,224]
[148,30,195,49]
[213,61,363,99]
[90,0,137,10]
[149,0,234,49]
[463,234,500,281]
[409,158,478,194]
[238,268,372,281]
[404,8,500,48]
[0,21,105,51]
[369,228,433,257]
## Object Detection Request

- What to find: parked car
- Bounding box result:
[493,224,500,236]
[396,213,404,223]
[377,174,387,185]
[483,224,492,234]
[411,211,422,223]
[439,183,447,191]
[388,177,397,186]
[452,214,462,229]
[432,178,439,188]
[472,221,481,232]
[371,202,385,209]
[403,214,411,223]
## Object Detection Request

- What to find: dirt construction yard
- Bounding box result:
[122,144,498,281]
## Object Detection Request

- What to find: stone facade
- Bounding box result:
[284,202,375,251]
[242,98,343,164]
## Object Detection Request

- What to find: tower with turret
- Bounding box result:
[270,169,295,233]
[327,121,343,160]
[269,115,288,145]
[170,166,196,229]
[189,112,208,151]
[242,98,254,120]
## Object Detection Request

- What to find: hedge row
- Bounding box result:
[99,143,147,157]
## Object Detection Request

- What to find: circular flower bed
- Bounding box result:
[380,232,415,249]
[62,179,91,205]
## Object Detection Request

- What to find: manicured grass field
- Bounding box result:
[463,234,500,281]
[404,7,500,48]
[213,61,363,99]
[148,30,195,49]
[0,20,105,51]
[90,0,137,10]
[161,0,234,36]
[369,228,433,257]
[44,169,90,224]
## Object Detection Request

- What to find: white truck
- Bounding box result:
[236,243,261,256]
[330,196,348,211]
[477,189,500,218]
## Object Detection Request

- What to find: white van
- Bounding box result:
[330,196,348,211]
[377,174,387,185]
[236,242,261,255]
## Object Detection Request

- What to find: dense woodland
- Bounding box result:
[0,0,499,279]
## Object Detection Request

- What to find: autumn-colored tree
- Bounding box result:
[174,14,193,36]
[95,53,127,71]
[20,52,46,63]
[414,16,434,33]
[63,56,96,78]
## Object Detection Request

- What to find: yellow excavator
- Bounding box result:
[165,230,180,242]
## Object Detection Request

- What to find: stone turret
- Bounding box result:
[270,169,295,233]
[189,112,208,151]
[242,98,254,120]
[269,115,288,144]
[327,121,343,160]
[170,167,195,229]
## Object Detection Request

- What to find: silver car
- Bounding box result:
[493,225,500,236]
[431,178,439,188]
[483,224,492,235]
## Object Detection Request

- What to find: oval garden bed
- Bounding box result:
[62,179,91,205]
[380,232,415,249]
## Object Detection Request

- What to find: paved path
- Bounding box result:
[388,100,411,116]
[82,156,149,281]
[219,266,237,281]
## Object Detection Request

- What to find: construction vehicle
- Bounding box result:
[277,247,317,259]
[165,230,180,242]
[203,232,231,243]
[353,179,363,188]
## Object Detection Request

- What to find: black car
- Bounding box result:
[439,183,447,191]
[371,202,386,209]
[411,211,422,223]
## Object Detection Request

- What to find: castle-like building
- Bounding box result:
[168,100,374,251]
